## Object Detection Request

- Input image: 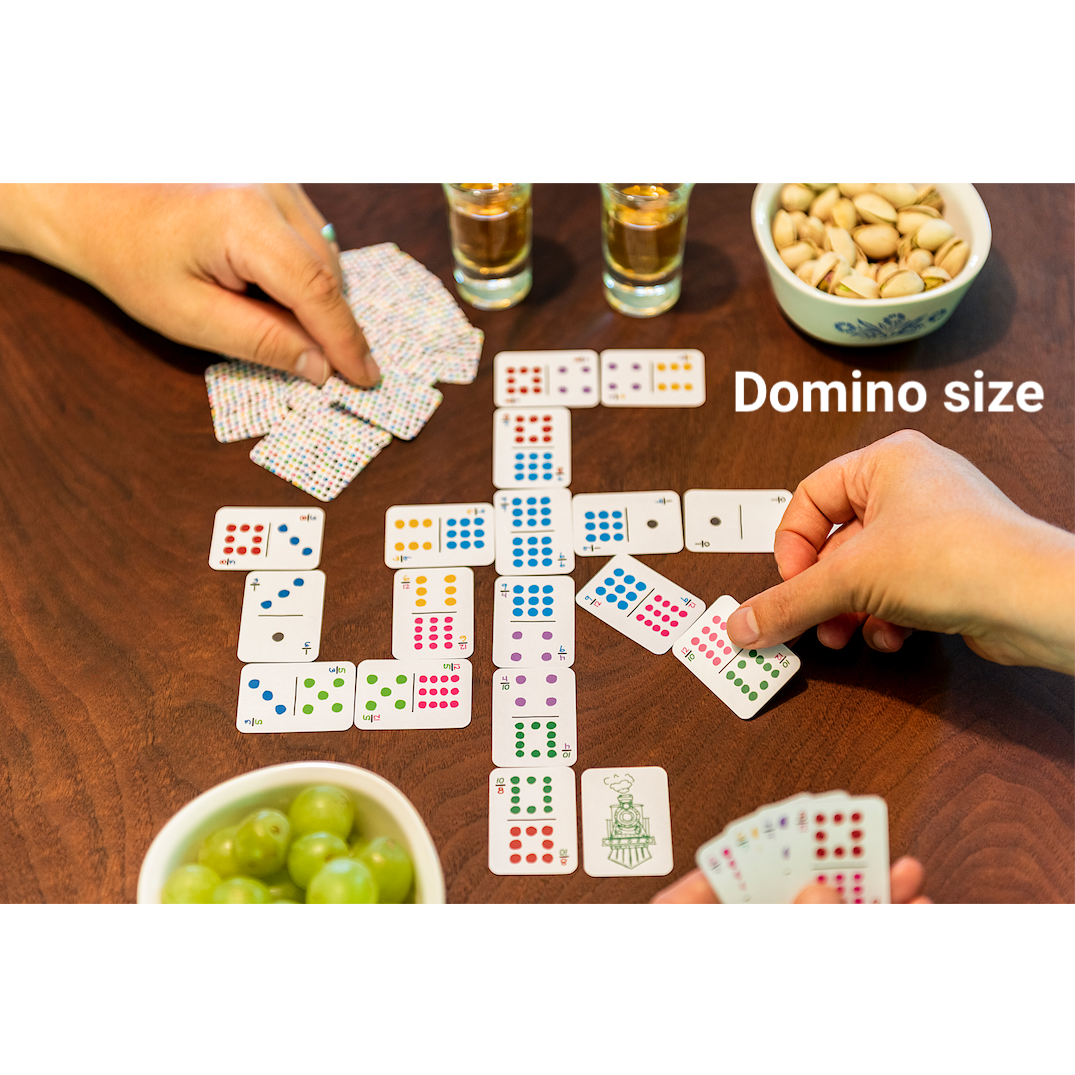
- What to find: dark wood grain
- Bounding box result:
[0,184,1071,904]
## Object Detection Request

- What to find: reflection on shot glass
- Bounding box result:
[443,183,532,310]
[601,183,694,317]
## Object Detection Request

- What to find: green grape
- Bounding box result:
[211,876,271,903]
[233,809,291,877]
[348,835,370,860]
[306,858,378,904]
[288,785,354,841]
[264,868,304,902]
[162,863,220,903]
[197,825,240,878]
[357,837,414,904]
[287,831,348,889]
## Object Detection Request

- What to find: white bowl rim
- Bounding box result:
[137,760,445,904]
[751,182,992,311]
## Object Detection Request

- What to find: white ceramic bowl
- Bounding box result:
[751,183,991,346]
[138,761,445,903]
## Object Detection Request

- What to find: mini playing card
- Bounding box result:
[209,507,325,571]
[384,503,494,568]
[572,491,683,556]
[492,668,577,767]
[492,576,575,668]
[488,768,578,875]
[391,568,475,660]
[672,595,800,719]
[695,830,753,903]
[493,350,600,408]
[581,767,673,877]
[325,369,443,440]
[801,793,891,903]
[576,554,705,655]
[236,661,355,733]
[237,570,325,663]
[494,489,574,575]
[205,360,294,443]
[492,407,571,490]
[355,659,472,730]
[683,489,793,553]
[599,349,705,407]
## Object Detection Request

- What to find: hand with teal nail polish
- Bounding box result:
[0,183,379,387]
[725,430,1075,675]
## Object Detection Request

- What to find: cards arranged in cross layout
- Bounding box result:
[209,507,325,570]
[493,406,571,489]
[696,792,891,904]
[392,567,475,660]
[581,767,673,877]
[356,659,472,730]
[673,596,800,720]
[576,554,704,655]
[571,491,683,556]
[492,668,577,767]
[492,575,575,668]
[683,489,793,553]
[600,349,705,407]
[237,570,325,663]
[384,502,494,568]
[488,768,578,875]
[237,661,355,733]
[493,350,600,408]
[494,489,574,575]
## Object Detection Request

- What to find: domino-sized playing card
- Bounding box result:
[205,361,293,443]
[492,576,575,668]
[600,349,705,407]
[488,768,578,875]
[683,489,793,553]
[801,792,891,904]
[492,668,577,767]
[572,491,683,556]
[576,554,704,655]
[392,568,475,660]
[492,407,571,489]
[237,662,355,733]
[494,489,574,575]
[581,767,673,877]
[355,659,471,730]
[672,595,800,719]
[695,829,753,903]
[326,369,442,441]
[493,350,600,408]
[237,570,325,663]
[384,503,494,568]
[209,507,325,571]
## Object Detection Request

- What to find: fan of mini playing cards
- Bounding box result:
[204,243,484,501]
[696,792,892,903]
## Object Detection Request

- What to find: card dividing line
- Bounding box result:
[625,585,656,618]
[291,676,298,716]
[257,614,304,618]
[739,505,743,540]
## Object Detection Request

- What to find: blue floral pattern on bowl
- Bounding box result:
[834,310,949,340]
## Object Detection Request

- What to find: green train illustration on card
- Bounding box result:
[601,773,656,869]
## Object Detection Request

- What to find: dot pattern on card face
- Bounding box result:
[810,810,865,875]
[722,648,780,702]
[635,593,690,638]
[720,846,748,892]
[411,615,455,651]
[513,719,562,759]
[511,582,556,618]
[507,775,556,863]
[654,359,695,394]
[555,363,594,397]
[361,671,462,711]
[583,508,625,544]
[391,512,486,553]
[503,365,544,399]
[510,496,554,568]
[689,615,736,665]
[248,677,288,716]
[815,871,867,902]
[256,576,306,611]
[593,566,647,610]
[509,626,557,663]
[512,414,555,483]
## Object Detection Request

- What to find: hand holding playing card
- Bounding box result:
[0,184,380,387]
[725,430,1075,674]
[649,856,931,904]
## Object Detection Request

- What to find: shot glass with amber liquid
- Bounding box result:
[601,183,694,316]
[443,183,532,310]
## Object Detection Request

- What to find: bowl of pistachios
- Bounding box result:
[751,183,991,346]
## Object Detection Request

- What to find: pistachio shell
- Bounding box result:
[897,231,917,260]
[858,261,879,281]
[915,184,945,212]
[780,184,815,213]
[772,209,798,249]
[806,251,841,289]
[854,257,869,274]
[795,259,818,283]
[879,269,925,298]
[853,223,900,260]
[823,225,857,264]
[823,257,853,295]
[804,183,836,193]
[899,248,934,273]
[835,272,881,300]
[810,185,841,222]
[831,197,858,231]
[788,210,808,236]
[873,184,919,209]
[913,218,956,251]
[779,240,818,270]
[853,192,898,226]
[896,206,942,234]
[935,238,970,277]
[799,215,826,247]
[838,183,874,198]
[875,261,901,285]
[920,265,952,290]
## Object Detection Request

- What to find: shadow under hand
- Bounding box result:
[675,240,738,314]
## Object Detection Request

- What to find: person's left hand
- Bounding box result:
[650,855,931,904]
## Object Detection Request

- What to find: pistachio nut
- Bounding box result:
[780,183,815,213]
[838,183,875,198]
[831,197,858,231]
[853,223,900,260]
[897,231,917,260]
[795,259,818,283]
[915,184,945,212]
[788,209,808,236]
[920,265,952,290]
[899,248,934,273]
[853,192,899,226]
[875,260,901,285]
[804,183,836,193]
[806,251,841,289]
[799,214,826,247]
[896,206,942,234]
[913,218,956,252]
[822,257,853,295]
[873,183,919,209]
[858,261,879,281]
[779,239,819,270]
[772,209,798,249]
[810,185,841,222]
[824,225,857,263]
[935,238,970,276]
[879,269,925,298]
[835,272,882,300]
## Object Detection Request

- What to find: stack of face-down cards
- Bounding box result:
[204,244,484,502]
[695,792,892,903]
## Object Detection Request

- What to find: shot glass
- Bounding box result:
[443,183,532,310]
[600,183,694,316]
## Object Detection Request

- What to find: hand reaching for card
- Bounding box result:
[0,184,379,387]
[650,856,931,904]
[725,430,1075,675]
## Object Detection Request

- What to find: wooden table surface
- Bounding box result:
[0,183,1071,904]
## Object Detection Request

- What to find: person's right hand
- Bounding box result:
[725,430,1075,674]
